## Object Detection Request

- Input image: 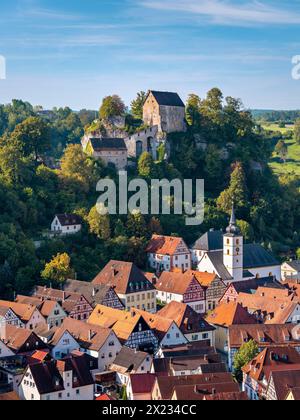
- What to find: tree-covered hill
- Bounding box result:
[0,90,299,299]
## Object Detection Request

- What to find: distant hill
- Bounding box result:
[251,109,300,123]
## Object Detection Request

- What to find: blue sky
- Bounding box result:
[0,0,299,110]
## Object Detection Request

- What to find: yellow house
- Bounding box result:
[92,260,157,314]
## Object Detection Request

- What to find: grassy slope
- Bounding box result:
[261,123,300,177]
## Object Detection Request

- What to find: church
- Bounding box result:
[192,206,281,284]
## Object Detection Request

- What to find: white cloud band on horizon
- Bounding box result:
[139,0,300,25]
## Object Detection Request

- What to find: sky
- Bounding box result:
[0,0,300,110]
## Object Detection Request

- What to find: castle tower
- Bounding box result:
[223,205,244,283]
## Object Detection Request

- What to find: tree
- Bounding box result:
[126,211,148,238]
[233,340,259,381]
[237,220,254,242]
[99,95,126,120]
[87,206,111,240]
[138,152,156,178]
[131,91,146,120]
[41,253,74,285]
[295,119,300,144]
[186,94,202,127]
[10,116,51,160]
[149,217,163,235]
[296,248,300,259]
[217,162,249,216]
[120,385,128,400]
[60,144,103,193]
[114,219,127,237]
[275,140,288,162]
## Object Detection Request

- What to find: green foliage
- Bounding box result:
[233,340,259,382]
[41,252,74,285]
[138,152,156,178]
[275,140,288,162]
[99,95,126,120]
[217,162,249,216]
[295,119,300,145]
[87,206,111,240]
[131,91,146,120]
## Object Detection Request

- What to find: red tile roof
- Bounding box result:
[130,374,157,394]
[146,235,189,256]
[206,302,257,328]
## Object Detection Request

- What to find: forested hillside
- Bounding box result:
[0,89,299,299]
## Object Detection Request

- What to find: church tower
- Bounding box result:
[223,205,244,283]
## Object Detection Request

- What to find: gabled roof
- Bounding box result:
[225,277,284,295]
[269,369,300,400]
[237,292,300,324]
[28,354,94,395]
[192,230,223,251]
[0,300,38,323]
[156,270,218,295]
[158,301,214,334]
[2,325,46,353]
[204,392,248,401]
[63,279,124,309]
[130,373,156,394]
[156,372,236,400]
[205,251,233,281]
[146,235,189,256]
[283,260,300,272]
[243,244,279,268]
[205,302,257,328]
[55,214,82,227]
[90,138,127,151]
[92,260,154,295]
[133,308,184,342]
[242,346,300,383]
[147,91,185,108]
[15,295,61,318]
[88,305,150,342]
[155,271,202,295]
[50,317,113,352]
[34,286,90,315]
[110,346,150,374]
[228,324,300,349]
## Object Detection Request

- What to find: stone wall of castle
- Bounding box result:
[143,92,186,134]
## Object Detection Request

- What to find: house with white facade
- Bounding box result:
[146,235,191,273]
[155,270,206,314]
[194,206,281,284]
[51,214,82,236]
[0,339,14,359]
[158,302,216,345]
[282,261,300,283]
[134,309,188,348]
[110,346,153,387]
[51,317,122,372]
[0,306,24,333]
[15,295,67,328]
[0,300,46,331]
[19,353,94,400]
[88,305,159,354]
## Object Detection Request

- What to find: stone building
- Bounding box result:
[124,126,159,160]
[85,137,128,170]
[143,90,186,134]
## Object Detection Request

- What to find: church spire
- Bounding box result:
[226,203,240,235]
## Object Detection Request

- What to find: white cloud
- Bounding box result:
[139,0,300,25]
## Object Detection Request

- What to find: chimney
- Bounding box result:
[88,330,92,341]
